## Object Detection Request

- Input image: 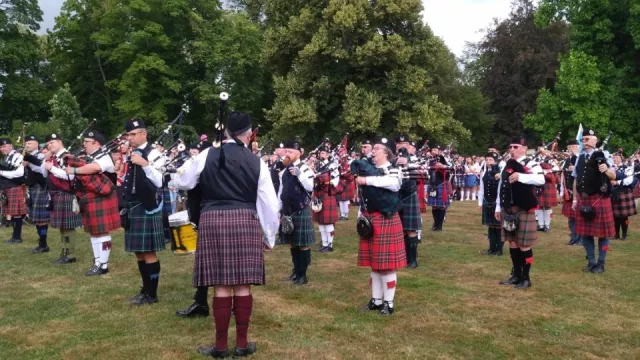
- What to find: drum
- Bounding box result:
[168,210,197,255]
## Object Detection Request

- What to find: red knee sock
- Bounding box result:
[213,296,233,351]
[233,295,253,349]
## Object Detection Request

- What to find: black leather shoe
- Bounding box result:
[5,238,14,243]
[514,280,532,289]
[537,226,543,232]
[176,302,210,318]
[480,249,495,255]
[234,342,257,357]
[499,276,520,285]
[198,345,230,358]
[128,289,146,303]
[379,301,394,315]
[10,238,22,244]
[132,294,158,306]
[281,271,297,282]
[31,246,49,254]
[85,265,109,276]
[590,263,605,274]
[57,256,77,264]
[543,227,550,233]
[293,275,308,286]
[360,298,382,311]
[583,263,597,272]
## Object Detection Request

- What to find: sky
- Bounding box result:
[37,0,513,57]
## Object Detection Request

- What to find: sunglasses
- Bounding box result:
[509,145,522,149]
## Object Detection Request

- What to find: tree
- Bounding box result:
[527,0,640,151]
[0,0,52,132]
[464,0,569,147]
[248,0,470,144]
[49,83,88,145]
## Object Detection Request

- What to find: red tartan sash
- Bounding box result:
[47,156,73,192]
[64,155,115,197]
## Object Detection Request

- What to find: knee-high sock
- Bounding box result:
[61,229,76,258]
[36,224,48,247]
[582,236,596,264]
[370,271,383,305]
[195,286,209,306]
[614,217,621,236]
[521,249,533,280]
[545,209,552,227]
[326,224,335,247]
[319,224,328,247]
[509,248,522,279]
[487,227,495,250]
[213,296,233,351]
[90,237,101,265]
[98,235,112,269]
[12,217,23,240]
[494,228,503,252]
[380,272,397,308]
[535,210,543,227]
[137,259,148,294]
[597,238,610,263]
[145,261,161,298]
[416,229,422,240]
[233,295,253,349]
[290,247,299,275]
[621,217,629,237]
[297,249,310,278]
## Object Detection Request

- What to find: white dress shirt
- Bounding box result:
[365,162,402,192]
[89,149,115,173]
[0,150,24,179]
[173,141,281,248]
[37,148,74,180]
[137,143,162,188]
[277,158,315,212]
[495,156,545,213]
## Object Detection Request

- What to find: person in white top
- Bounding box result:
[0,137,26,244]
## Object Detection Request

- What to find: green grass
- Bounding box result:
[1,201,640,359]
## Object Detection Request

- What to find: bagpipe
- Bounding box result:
[533,132,561,163]
[149,105,189,168]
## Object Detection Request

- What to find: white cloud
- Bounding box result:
[422,0,512,57]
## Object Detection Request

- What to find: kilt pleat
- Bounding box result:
[124,201,165,253]
[281,207,316,247]
[357,211,406,270]
[193,209,264,286]
[561,200,577,219]
[2,186,26,216]
[482,202,501,227]
[453,174,465,188]
[398,192,422,231]
[536,183,558,208]
[313,194,338,224]
[575,195,615,238]
[160,187,172,214]
[50,191,83,229]
[501,206,538,247]
[611,188,637,218]
[427,183,450,209]
[28,185,50,223]
[336,181,355,201]
[79,191,121,235]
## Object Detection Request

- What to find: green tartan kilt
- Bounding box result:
[482,202,501,228]
[281,207,316,247]
[398,192,422,231]
[124,201,165,253]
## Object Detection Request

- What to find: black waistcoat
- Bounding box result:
[499,158,537,211]
[575,152,609,196]
[280,163,310,216]
[483,166,500,204]
[123,143,159,210]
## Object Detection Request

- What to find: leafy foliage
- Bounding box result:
[48,83,88,146]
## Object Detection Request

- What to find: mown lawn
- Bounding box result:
[1,201,639,359]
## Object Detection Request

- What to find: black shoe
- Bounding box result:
[360,298,382,311]
[543,227,550,233]
[5,238,16,244]
[85,265,109,276]
[54,256,76,264]
[132,293,158,306]
[317,245,327,252]
[590,263,605,274]
[11,238,22,244]
[198,346,230,358]
[379,301,394,315]
[583,263,597,272]
[176,302,210,318]
[431,224,437,231]
[31,246,49,254]
[621,235,627,240]
[281,271,297,282]
[514,280,532,289]
[234,342,257,357]
[480,249,495,255]
[499,276,520,285]
[128,289,146,303]
[327,246,334,252]
[614,234,620,240]
[292,275,308,286]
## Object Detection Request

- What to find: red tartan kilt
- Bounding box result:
[2,186,26,216]
[536,183,558,208]
[357,211,406,270]
[575,195,615,238]
[417,179,427,213]
[313,195,338,224]
[561,200,576,218]
[79,191,121,235]
[634,183,640,198]
[336,181,355,201]
[612,188,637,218]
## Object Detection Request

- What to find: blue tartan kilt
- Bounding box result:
[482,202,501,227]
[398,192,422,231]
[427,183,450,208]
[27,185,50,223]
[124,201,166,253]
[159,187,172,215]
[453,174,465,188]
[464,174,478,188]
[281,207,316,247]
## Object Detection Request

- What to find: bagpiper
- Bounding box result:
[478,152,503,255]
[336,151,355,221]
[495,136,545,289]
[279,139,315,285]
[560,140,581,245]
[610,152,636,240]
[38,134,84,264]
[151,141,172,243]
[23,136,51,253]
[395,135,422,269]
[64,131,121,276]
[534,156,558,232]
[122,119,166,305]
[427,145,451,232]
[313,146,341,253]
[0,138,26,244]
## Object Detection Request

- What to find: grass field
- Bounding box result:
[1,201,639,360]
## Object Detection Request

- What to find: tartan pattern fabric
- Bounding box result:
[50,191,83,229]
[482,202,501,228]
[281,206,316,247]
[398,192,422,231]
[634,182,640,198]
[574,195,615,238]
[193,209,265,286]
[417,178,427,213]
[28,185,50,223]
[313,194,339,224]
[160,186,172,215]
[336,175,355,201]
[501,206,538,247]
[427,183,450,209]
[2,186,26,216]
[124,201,165,252]
[78,191,121,235]
[611,188,637,218]
[561,200,577,219]
[536,182,558,209]
[453,173,465,188]
[357,211,406,270]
